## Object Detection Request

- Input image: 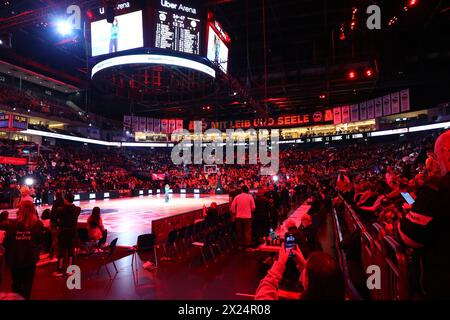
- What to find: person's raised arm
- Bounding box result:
[255,244,289,300]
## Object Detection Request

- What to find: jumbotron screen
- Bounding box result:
[207,25,229,73]
[154,0,201,55]
[90,10,144,57]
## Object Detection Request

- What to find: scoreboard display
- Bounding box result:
[154,0,201,55]
[88,0,230,77]
[0,113,29,131]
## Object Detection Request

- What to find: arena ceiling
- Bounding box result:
[0,0,449,122]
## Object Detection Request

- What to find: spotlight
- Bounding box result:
[347,70,357,80]
[365,68,373,77]
[56,19,72,36]
[24,178,34,186]
[408,0,418,7]
[272,175,279,182]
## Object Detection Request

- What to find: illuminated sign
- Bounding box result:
[155,0,201,55]
[99,2,131,14]
[160,0,197,14]
[194,110,334,130]
[91,54,215,78]
[0,114,28,131]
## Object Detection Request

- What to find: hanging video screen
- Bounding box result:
[90,10,144,57]
[207,25,229,73]
[154,1,201,55]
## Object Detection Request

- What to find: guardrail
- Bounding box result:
[332,207,363,300]
[333,195,411,300]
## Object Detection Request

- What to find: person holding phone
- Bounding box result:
[398,130,450,299]
[255,243,345,300]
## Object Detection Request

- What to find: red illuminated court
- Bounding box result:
[7,194,229,246]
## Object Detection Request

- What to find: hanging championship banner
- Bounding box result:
[153,119,161,133]
[132,116,139,132]
[374,98,383,118]
[147,118,154,132]
[123,115,132,131]
[350,104,359,122]
[400,89,410,112]
[176,119,184,131]
[169,119,176,133]
[367,100,374,119]
[383,95,391,116]
[341,105,350,123]
[391,92,400,114]
[139,117,147,132]
[359,101,367,120]
[324,109,334,122]
[161,119,168,134]
[333,107,342,124]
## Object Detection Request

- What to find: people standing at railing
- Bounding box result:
[398,130,450,299]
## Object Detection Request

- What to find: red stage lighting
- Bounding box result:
[319,94,326,99]
[365,68,373,77]
[348,70,357,80]
[408,0,418,7]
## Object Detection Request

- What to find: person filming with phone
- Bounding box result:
[255,240,345,300]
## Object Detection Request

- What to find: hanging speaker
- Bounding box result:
[105,4,115,23]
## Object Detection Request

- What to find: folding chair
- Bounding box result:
[96,238,119,279]
[77,228,97,257]
[131,234,159,270]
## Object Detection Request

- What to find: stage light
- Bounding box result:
[348,70,357,80]
[272,175,279,182]
[319,94,326,99]
[408,0,418,7]
[24,178,34,186]
[56,19,73,36]
[365,68,373,77]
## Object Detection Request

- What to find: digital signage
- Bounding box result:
[207,23,229,73]
[154,0,201,55]
[90,10,144,57]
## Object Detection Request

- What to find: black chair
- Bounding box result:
[96,238,119,279]
[185,224,195,243]
[162,229,178,260]
[176,227,187,252]
[131,234,159,270]
[191,233,221,267]
[77,228,97,257]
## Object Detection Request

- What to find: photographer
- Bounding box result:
[255,244,345,300]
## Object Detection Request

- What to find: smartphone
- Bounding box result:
[401,192,415,205]
[285,233,296,257]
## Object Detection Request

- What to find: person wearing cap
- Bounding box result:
[398,130,450,299]
[53,194,80,277]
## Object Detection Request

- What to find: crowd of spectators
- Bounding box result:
[0,85,85,123]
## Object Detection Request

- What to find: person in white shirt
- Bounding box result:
[230,185,255,249]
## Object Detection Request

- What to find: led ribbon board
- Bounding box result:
[91,54,216,78]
